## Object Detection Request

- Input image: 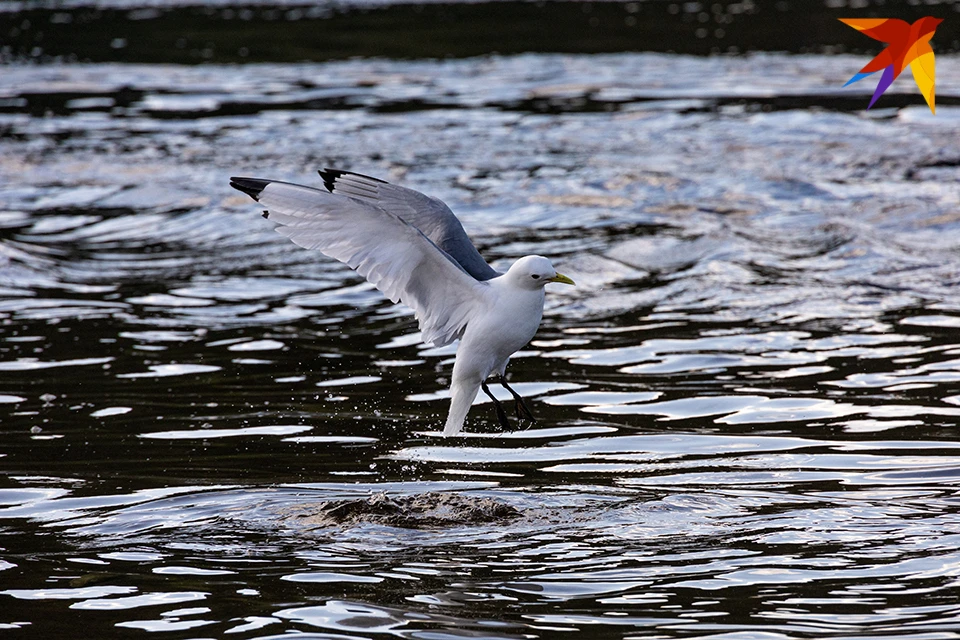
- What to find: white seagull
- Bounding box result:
[230,169,574,436]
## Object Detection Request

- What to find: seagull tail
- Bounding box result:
[443,379,480,437]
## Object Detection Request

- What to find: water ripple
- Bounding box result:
[4,50,960,639]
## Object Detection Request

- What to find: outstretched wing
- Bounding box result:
[318,169,501,281]
[231,177,491,346]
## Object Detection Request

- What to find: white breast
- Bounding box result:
[456,278,545,380]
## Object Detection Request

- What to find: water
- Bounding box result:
[4,4,960,637]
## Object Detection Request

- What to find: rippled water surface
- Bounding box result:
[4,35,960,639]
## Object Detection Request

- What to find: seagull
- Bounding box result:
[230,169,575,436]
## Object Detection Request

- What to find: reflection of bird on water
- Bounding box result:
[230,169,574,436]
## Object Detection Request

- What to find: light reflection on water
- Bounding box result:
[2,51,960,638]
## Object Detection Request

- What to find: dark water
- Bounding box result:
[5,0,960,65]
[5,3,960,637]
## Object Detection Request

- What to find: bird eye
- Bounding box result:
[531,274,540,280]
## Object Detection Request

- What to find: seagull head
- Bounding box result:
[505,255,575,290]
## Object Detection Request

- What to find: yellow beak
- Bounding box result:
[548,273,575,286]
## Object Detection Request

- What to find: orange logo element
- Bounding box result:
[840,17,942,113]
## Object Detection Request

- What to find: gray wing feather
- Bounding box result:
[319,169,501,281]
[238,178,490,347]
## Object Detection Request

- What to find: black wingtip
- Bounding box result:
[318,167,388,193]
[317,169,343,193]
[317,168,340,193]
[230,177,271,202]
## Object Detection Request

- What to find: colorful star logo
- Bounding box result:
[840,17,942,113]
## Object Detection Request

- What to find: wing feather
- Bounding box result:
[318,169,501,281]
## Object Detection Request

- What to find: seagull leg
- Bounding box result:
[481,381,511,430]
[499,377,536,423]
